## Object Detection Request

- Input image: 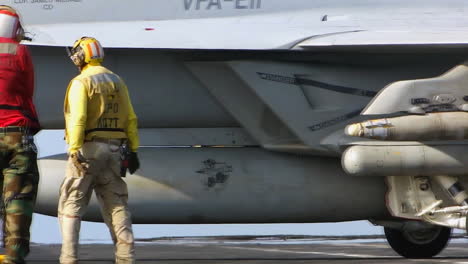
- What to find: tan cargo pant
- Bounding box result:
[58,141,135,264]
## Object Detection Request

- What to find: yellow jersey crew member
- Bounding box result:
[58,37,140,264]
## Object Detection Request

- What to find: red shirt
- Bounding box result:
[0,37,40,132]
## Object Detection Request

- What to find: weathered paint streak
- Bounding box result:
[197,159,232,189]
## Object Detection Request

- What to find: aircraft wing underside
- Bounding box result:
[25,18,468,50]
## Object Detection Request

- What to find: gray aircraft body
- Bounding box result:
[7,0,468,258]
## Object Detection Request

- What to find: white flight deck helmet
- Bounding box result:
[0,5,24,42]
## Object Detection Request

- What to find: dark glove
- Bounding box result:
[70,152,88,175]
[128,152,140,174]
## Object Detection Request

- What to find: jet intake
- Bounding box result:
[342,144,468,177]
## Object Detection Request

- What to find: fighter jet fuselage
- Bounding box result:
[8,0,468,258]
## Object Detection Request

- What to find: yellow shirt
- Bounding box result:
[64,64,139,153]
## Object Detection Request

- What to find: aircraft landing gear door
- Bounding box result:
[386,175,467,230]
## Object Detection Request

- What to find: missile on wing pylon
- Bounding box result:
[343,112,468,176]
[345,112,468,141]
[342,144,468,177]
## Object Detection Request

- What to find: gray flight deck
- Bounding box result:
[16,236,468,263]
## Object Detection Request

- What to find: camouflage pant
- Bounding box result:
[58,141,134,264]
[0,132,39,264]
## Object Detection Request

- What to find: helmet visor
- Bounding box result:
[0,10,19,39]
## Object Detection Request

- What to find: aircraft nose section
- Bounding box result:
[36,154,67,217]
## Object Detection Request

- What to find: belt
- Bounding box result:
[0,126,25,133]
[86,137,126,146]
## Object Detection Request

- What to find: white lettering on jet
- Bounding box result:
[207,0,221,10]
[31,0,53,3]
[184,0,261,10]
[13,0,83,11]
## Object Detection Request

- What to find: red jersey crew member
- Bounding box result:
[59,37,140,264]
[0,5,40,264]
